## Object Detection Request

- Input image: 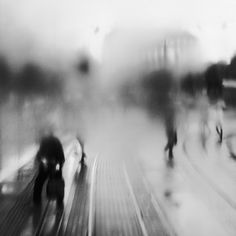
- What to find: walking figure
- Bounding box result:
[205,63,225,144]
[214,99,225,143]
[164,113,177,160]
[33,132,65,206]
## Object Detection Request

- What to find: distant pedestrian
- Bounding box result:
[212,99,225,143]
[198,91,210,150]
[141,69,178,160]
[164,104,177,160]
[205,63,225,144]
[76,135,86,164]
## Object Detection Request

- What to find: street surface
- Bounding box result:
[0,109,236,236]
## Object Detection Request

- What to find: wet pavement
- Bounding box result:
[1,118,236,235]
[0,138,78,236]
[94,156,144,236]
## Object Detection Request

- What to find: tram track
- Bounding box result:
[182,136,236,210]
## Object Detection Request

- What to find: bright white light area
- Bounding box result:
[85,15,114,62]
[190,22,236,63]
[0,0,236,64]
[223,80,236,88]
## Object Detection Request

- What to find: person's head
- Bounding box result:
[40,124,55,138]
[44,129,54,137]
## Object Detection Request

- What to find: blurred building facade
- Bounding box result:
[101,28,203,79]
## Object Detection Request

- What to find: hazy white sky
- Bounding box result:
[0,0,236,65]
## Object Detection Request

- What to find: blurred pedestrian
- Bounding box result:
[76,134,86,164]
[141,69,178,160]
[205,63,225,143]
[164,102,178,160]
[212,99,225,143]
[33,132,65,206]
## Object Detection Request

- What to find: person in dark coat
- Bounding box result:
[33,133,65,204]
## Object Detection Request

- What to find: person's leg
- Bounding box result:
[220,127,223,142]
[56,169,64,208]
[80,150,86,163]
[201,121,208,150]
[169,144,173,159]
[165,137,173,159]
[174,130,177,145]
[33,168,48,203]
[216,124,223,143]
[164,124,170,152]
[167,128,175,159]
[169,131,177,159]
[164,142,169,151]
[77,139,85,162]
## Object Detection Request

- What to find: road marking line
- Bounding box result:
[141,172,177,236]
[34,201,50,236]
[88,154,98,236]
[150,194,177,236]
[123,163,149,236]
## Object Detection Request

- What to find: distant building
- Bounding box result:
[101,28,202,77]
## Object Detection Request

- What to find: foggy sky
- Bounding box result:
[0,0,236,68]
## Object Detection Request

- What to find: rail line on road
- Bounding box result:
[25,140,79,236]
[34,201,50,236]
[0,176,36,235]
[123,163,149,236]
[182,136,236,210]
[125,158,177,236]
[88,154,98,236]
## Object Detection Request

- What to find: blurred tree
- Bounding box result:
[14,63,63,100]
[77,57,90,75]
[205,62,227,102]
[12,63,64,163]
[180,73,205,97]
[0,57,12,170]
[227,55,236,79]
[0,57,11,102]
[16,63,46,98]
[140,69,176,117]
